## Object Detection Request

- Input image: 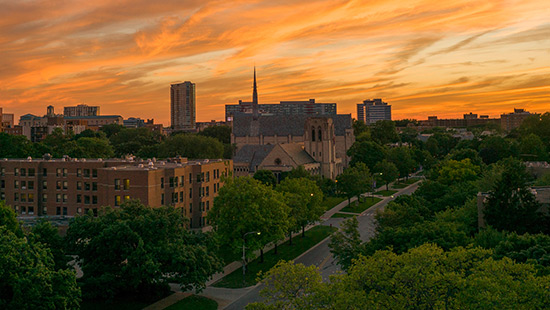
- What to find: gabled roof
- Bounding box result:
[232,114,352,137]
[233,144,276,171]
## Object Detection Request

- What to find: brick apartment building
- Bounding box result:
[0,156,232,229]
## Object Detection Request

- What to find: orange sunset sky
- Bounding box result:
[1,0,549,125]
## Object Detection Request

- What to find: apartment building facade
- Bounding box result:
[0,157,232,229]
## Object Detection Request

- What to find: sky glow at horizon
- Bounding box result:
[0,0,549,125]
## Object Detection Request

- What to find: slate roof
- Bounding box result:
[232,114,352,137]
[278,143,316,166]
[233,144,276,170]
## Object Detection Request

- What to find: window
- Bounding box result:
[213,183,217,193]
[206,201,210,211]
[56,168,61,177]
[56,207,61,215]
[28,168,35,177]
[189,173,192,183]
[14,168,19,176]
[170,177,174,188]
[77,194,82,203]
[42,168,47,177]
[63,207,67,216]
[21,181,26,190]
[92,196,97,204]
[174,177,178,187]
[161,177,164,188]
[28,206,34,215]
[83,169,90,178]
[14,180,18,189]
[161,194,165,205]
[115,195,121,206]
[28,181,34,190]
[0,192,4,200]
[42,207,47,214]
[114,179,120,190]
[180,176,185,186]
[28,194,34,203]
[123,179,130,190]
[42,194,47,202]
[311,127,316,141]
[63,194,67,203]
[92,182,97,191]
[76,181,82,190]
[179,192,183,202]
[63,181,68,190]
[77,169,82,177]
[318,127,322,141]
[189,188,192,198]
[63,168,68,177]
[124,195,130,202]
[42,180,47,189]
[84,195,90,204]
[189,203,192,214]
[77,207,82,214]
[56,194,61,203]
[56,181,61,190]
[206,172,210,182]
[21,168,26,177]
[172,193,177,203]
[206,186,209,197]
[92,169,98,178]
[85,182,91,191]
[0,168,5,176]
[21,194,26,202]
[14,193,19,202]
[21,206,26,214]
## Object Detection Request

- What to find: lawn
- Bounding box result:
[375,190,398,196]
[321,196,346,211]
[212,225,337,288]
[340,197,382,214]
[165,295,217,310]
[392,179,419,189]
[330,212,356,218]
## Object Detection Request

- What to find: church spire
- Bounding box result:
[252,66,259,119]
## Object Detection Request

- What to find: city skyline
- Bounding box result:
[1,1,549,125]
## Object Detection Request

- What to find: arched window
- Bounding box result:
[318,127,322,141]
[311,127,316,141]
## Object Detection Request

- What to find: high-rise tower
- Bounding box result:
[170,81,196,131]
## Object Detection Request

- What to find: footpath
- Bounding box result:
[145,177,422,310]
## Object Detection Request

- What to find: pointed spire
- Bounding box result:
[252,66,259,119]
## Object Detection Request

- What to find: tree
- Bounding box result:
[352,119,369,137]
[329,217,362,270]
[388,146,416,180]
[108,127,163,157]
[75,137,115,158]
[209,177,290,263]
[158,134,223,159]
[30,219,69,271]
[347,140,387,170]
[65,201,222,300]
[425,132,458,158]
[253,170,277,187]
[337,163,371,205]
[519,133,548,161]
[277,178,323,241]
[246,261,327,310]
[483,159,545,234]
[371,120,399,145]
[478,136,517,164]
[435,159,480,185]
[374,159,399,190]
[281,165,311,180]
[0,133,34,158]
[197,125,231,144]
[1,202,80,309]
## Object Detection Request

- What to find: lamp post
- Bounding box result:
[242,231,261,286]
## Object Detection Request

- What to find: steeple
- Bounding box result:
[252,66,259,119]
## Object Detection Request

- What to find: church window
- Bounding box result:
[275,158,282,165]
[311,127,316,141]
[318,127,322,141]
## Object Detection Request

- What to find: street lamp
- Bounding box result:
[242,231,261,286]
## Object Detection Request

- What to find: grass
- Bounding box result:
[165,295,217,310]
[321,196,346,211]
[340,197,382,214]
[330,212,356,218]
[392,178,419,189]
[375,189,398,196]
[212,225,337,288]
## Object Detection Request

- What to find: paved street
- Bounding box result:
[223,180,421,310]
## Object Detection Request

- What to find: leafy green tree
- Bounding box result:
[159,134,223,159]
[483,159,545,234]
[425,132,458,158]
[388,146,416,180]
[247,261,327,310]
[0,133,34,158]
[329,217,362,270]
[109,127,163,157]
[517,112,550,146]
[30,219,69,270]
[447,148,484,167]
[337,163,371,205]
[519,133,548,161]
[74,137,114,158]
[478,136,517,164]
[281,165,311,180]
[371,120,399,145]
[535,172,550,186]
[347,140,387,170]
[435,159,480,185]
[277,178,323,241]
[352,119,369,137]
[209,177,290,262]
[65,201,222,300]
[99,123,124,138]
[253,170,277,187]
[197,125,231,144]
[1,202,80,309]
[374,159,399,190]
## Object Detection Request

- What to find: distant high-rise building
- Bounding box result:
[170,81,196,131]
[501,108,533,131]
[64,104,100,117]
[356,99,391,124]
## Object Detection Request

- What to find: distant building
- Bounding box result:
[63,104,100,117]
[419,113,500,128]
[124,117,146,128]
[501,108,533,131]
[0,108,15,132]
[0,157,232,229]
[225,99,336,122]
[170,81,196,131]
[196,120,228,132]
[356,99,391,124]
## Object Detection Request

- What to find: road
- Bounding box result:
[224,181,421,310]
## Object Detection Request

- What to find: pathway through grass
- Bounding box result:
[340,197,382,213]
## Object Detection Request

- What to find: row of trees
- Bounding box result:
[0,124,234,159]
